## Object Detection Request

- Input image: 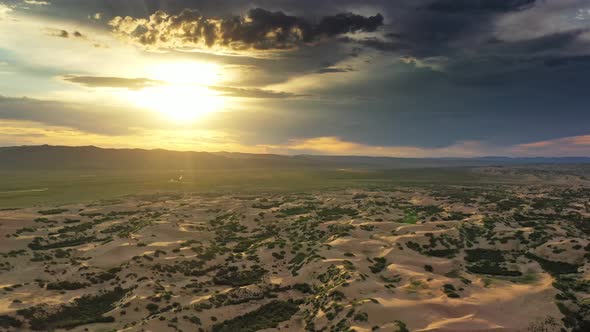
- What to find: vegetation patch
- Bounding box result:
[28,236,98,250]
[278,205,315,216]
[46,281,89,290]
[56,222,93,234]
[369,257,387,274]
[17,287,128,330]
[213,266,267,286]
[424,249,458,258]
[465,249,505,263]
[466,262,522,277]
[38,208,68,215]
[401,210,418,224]
[211,300,299,332]
[0,315,22,328]
[442,284,460,298]
[526,253,579,275]
[317,207,358,220]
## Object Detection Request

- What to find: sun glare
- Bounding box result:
[130,85,224,122]
[127,61,226,122]
[148,62,222,85]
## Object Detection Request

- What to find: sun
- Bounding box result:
[131,85,224,122]
[126,61,226,122]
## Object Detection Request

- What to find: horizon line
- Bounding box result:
[2,144,590,160]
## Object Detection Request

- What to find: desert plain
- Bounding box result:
[0,166,589,332]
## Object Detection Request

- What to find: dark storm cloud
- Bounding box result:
[315,0,547,61]
[6,0,590,153]
[340,37,401,52]
[427,0,536,12]
[108,8,383,51]
[495,29,587,54]
[12,0,550,60]
[61,75,164,90]
[542,55,590,67]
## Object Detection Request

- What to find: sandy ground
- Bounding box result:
[0,182,589,331]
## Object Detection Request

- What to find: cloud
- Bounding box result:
[513,135,590,156]
[0,119,250,153]
[61,75,164,90]
[24,0,50,5]
[262,135,590,158]
[0,94,159,135]
[261,136,501,158]
[499,29,586,54]
[2,91,590,157]
[336,0,540,58]
[4,0,590,156]
[42,28,109,47]
[543,54,590,67]
[44,28,85,38]
[315,67,354,74]
[427,0,536,12]
[108,8,383,52]
[208,86,304,99]
[0,3,13,19]
[349,37,401,52]
[60,75,300,98]
[576,8,590,21]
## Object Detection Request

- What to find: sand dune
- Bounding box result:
[0,184,588,331]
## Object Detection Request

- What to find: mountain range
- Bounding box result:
[1,145,589,170]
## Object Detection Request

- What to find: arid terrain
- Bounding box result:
[1,167,590,331]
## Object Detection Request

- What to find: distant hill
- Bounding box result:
[0,145,324,170]
[302,155,590,168]
[0,145,589,170]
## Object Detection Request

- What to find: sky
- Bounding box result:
[1,0,590,157]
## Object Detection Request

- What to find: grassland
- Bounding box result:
[0,167,510,208]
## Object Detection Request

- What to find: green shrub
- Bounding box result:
[525,253,579,275]
[17,287,128,330]
[0,315,22,328]
[38,209,68,215]
[369,257,387,274]
[212,300,299,332]
[213,266,266,286]
[146,303,159,313]
[46,281,89,290]
[353,312,368,322]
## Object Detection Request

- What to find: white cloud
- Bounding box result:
[24,0,50,5]
[495,0,590,41]
[88,12,102,20]
[575,8,590,20]
[0,3,13,19]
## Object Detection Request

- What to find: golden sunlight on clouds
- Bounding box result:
[0,120,260,152]
[267,136,496,158]
[4,118,590,157]
[513,135,590,155]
